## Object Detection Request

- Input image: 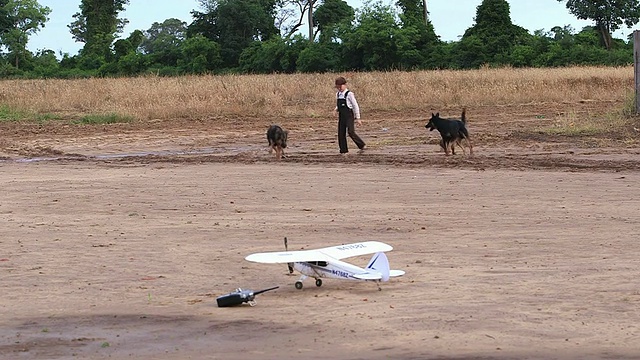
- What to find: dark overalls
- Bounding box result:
[337,91,365,154]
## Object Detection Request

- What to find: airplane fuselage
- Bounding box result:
[293,259,364,281]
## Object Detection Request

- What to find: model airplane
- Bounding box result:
[245,239,405,290]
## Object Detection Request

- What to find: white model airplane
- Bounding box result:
[245,239,405,290]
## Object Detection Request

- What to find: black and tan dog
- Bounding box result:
[267,124,288,160]
[425,108,473,156]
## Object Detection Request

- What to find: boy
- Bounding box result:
[334,76,365,154]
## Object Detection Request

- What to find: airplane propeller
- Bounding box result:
[284,237,294,274]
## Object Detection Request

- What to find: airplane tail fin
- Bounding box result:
[366,252,390,282]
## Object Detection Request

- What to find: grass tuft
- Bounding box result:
[0,104,28,121]
[0,104,60,122]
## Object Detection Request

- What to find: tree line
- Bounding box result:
[0,0,638,79]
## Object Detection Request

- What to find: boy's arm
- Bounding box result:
[348,92,361,119]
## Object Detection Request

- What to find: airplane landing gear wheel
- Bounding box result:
[295,281,303,290]
[315,279,322,287]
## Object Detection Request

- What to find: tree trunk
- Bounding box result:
[308,0,315,42]
[596,21,612,50]
[423,0,428,25]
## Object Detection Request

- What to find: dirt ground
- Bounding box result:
[1,101,640,360]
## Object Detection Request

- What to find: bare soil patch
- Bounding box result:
[1,102,639,359]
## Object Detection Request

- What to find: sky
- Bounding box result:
[27,0,636,57]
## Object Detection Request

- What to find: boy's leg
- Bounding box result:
[338,116,348,153]
[346,116,365,150]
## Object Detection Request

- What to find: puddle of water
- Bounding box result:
[2,145,264,164]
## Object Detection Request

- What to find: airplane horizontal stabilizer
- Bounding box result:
[389,270,405,277]
[352,272,383,280]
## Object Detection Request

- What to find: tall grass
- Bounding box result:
[0,66,634,121]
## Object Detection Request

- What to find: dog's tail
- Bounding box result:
[461,108,467,124]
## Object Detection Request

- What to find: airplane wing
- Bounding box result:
[245,250,332,264]
[316,241,393,260]
[245,241,393,264]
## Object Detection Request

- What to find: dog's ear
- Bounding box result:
[435,112,439,117]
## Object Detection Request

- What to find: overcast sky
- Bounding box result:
[27,0,635,56]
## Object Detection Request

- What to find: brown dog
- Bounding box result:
[267,125,288,160]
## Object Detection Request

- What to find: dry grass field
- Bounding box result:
[0,66,635,119]
[1,67,640,359]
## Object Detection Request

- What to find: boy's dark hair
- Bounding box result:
[335,76,347,86]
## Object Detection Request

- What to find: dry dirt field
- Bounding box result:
[1,101,640,360]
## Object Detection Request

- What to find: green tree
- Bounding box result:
[69,0,130,59]
[140,18,187,67]
[296,41,338,72]
[341,1,400,71]
[394,24,441,69]
[457,0,530,68]
[574,26,600,47]
[549,25,576,48]
[238,32,309,73]
[394,0,441,69]
[557,0,640,50]
[178,34,222,74]
[30,49,60,76]
[113,29,142,59]
[188,0,280,69]
[0,0,11,35]
[0,0,51,69]
[313,0,354,43]
[115,51,148,75]
[395,0,424,25]
[239,37,288,73]
[451,34,487,68]
[508,44,535,67]
[280,34,308,72]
